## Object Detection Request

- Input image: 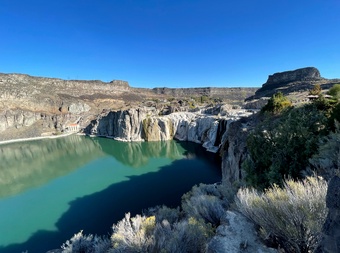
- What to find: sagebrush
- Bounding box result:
[236,176,328,253]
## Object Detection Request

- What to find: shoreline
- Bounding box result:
[0,132,76,146]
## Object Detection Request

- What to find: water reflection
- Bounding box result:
[0,136,219,200]
[0,135,104,199]
[97,139,185,167]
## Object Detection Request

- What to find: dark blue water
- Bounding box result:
[0,135,221,252]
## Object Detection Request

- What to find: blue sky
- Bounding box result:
[0,0,339,88]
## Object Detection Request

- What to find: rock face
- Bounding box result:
[220,115,256,185]
[207,211,277,253]
[85,108,154,142]
[264,67,321,87]
[0,73,144,140]
[85,107,253,153]
[317,176,340,253]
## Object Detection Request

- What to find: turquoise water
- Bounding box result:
[0,135,221,253]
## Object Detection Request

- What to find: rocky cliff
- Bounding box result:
[85,107,254,153]
[0,73,149,140]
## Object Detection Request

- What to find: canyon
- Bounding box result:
[1,67,339,252]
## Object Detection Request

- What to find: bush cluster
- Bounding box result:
[261,92,292,114]
[236,176,328,253]
[244,103,329,188]
[59,184,228,253]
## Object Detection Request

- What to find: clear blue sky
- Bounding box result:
[0,0,339,88]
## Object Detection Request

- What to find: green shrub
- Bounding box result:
[327,83,340,100]
[261,92,292,114]
[200,95,209,104]
[236,176,327,253]
[244,104,328,188]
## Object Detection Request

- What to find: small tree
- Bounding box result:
[261,92,292,114]
[309,84,322,95]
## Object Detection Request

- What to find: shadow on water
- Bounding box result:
[0,147,221,253]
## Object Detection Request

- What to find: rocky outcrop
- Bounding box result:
[207,211,277,253]
[265,67,321,86]
[246,67,340,101]
[316,176,340,253]
[85,107,156,142]
[220,115,256,185]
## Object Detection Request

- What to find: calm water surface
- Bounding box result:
[0,135,221,253]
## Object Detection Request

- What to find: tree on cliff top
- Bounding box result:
[309,84,322,95]
[261,92,292,114]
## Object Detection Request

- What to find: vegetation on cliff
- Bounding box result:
[244,85,340,189]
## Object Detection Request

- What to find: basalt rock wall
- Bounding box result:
[85,107,252,154]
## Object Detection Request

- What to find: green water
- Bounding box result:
[0,135,221,253]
